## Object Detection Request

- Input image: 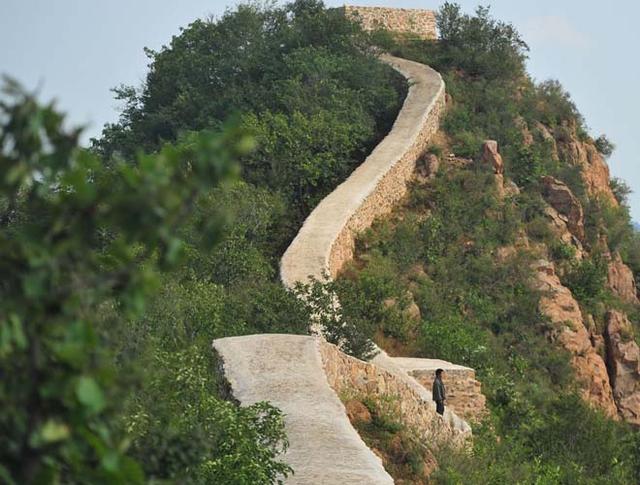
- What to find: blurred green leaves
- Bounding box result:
[0,79,245,482]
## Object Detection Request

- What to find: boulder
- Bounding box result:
[554,123,618,206]
[534,121,559,161]
[541,176,585,242]
[515,116,534,146]
[607,252,639,305]
[446,153,473,168]
[384,293,422,321]
[481,140,504,174]
[416,153,439,183]
[405,301,422,321]
[504,179,521,197]
[542,204,584,259]
[345,400,372,424]
[605,310,640,425]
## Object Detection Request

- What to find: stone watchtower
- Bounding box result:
[342,5,437,40]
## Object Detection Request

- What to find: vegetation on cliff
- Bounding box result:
[338,3,640,483]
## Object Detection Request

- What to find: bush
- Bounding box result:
[124,346,291,484]
[0,81,291,483]
[420,316,489,367]
[529,79,586,131]
[294,277,378,360]
[436,3,529,80]
[610,177,631,206]
[563,255,608,306]
[595,134,615,158]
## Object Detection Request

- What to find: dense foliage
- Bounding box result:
[0,80,293,483]
[94,0,403,217]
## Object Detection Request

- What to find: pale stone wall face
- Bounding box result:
[408,368,487,423]
[319,341,470,447]
[328,88,445,277]
[344,6,437,40]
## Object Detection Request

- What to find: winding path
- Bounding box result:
[280,54,445,286]
[214,55,462,483]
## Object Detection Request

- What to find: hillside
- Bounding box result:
[333,4,640,483]
[1,1,640,484]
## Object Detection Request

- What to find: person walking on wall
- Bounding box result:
[432,368,446,415]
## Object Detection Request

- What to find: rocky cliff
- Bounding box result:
[509,118,640,424]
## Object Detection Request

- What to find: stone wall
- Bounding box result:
[392,358,487,423]
[329,88,444,277]
[319,341,470,448]
[280,54,445,286]
[343,6,437,40]
[214,334,394,484]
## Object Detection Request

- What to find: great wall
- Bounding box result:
[213,8,487,483]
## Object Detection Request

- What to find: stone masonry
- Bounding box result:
[392,357,487,423]
[343,6,437,39]
[280,54,445,286]
[320,342,470,448]
[217,54,484,482]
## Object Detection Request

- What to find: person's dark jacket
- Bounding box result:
[432,376,446,402]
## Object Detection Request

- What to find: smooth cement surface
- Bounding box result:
[214,55,449,483]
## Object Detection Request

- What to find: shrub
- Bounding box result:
[294,277,379,360]
[0,81,291,482]
[610,177,631,206]
[595,134,615,158]
[563,255,607,304]
[550,241,577,262]
[125,346,291,483]
[436,3,529,80]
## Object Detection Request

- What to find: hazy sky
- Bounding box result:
[2,0,638,220]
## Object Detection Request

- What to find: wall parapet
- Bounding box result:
[320,341,471,446]
[393,357,487,423]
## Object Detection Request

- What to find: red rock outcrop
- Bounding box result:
[481,140,504,174]
[607,253,639,305]
[481,140,507,197]
[605,310,640,425]
[515,116,534,146]
[541,176,585,242]
[543,205,584,259]
[553,123,618,206]
[534,121,559,161]
[532,259,618,418]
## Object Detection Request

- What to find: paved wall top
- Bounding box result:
[280,54,445,287]
[213,334,393,484]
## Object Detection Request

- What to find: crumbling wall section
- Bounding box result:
[343,6,437,39]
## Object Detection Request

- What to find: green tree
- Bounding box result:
[0,81,290,483]
[436,3,529,80]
